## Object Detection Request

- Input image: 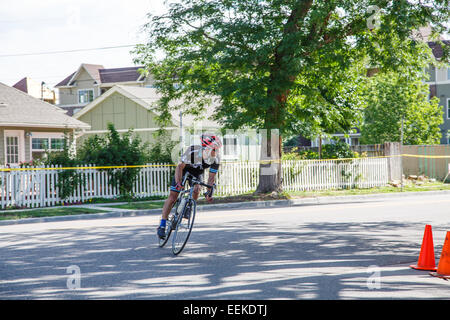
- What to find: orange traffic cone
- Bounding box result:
[410,225,437,271]
[430,231,450,280]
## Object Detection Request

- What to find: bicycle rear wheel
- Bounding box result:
[172,199,196,255]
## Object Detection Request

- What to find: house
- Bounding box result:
[425,40,450,144]
[12,77,56,104]
[54,63,155,116]
[0,82,90,166]
[73,85,261,162]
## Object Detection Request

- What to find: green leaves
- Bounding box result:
[77,124,150,195]
[360,71,443,145]
[133,0,449,140]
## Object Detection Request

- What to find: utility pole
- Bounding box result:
[179,111,184,156]
[400,115,404,192]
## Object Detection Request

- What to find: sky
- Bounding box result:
[0,1,448,89]
[0,0,167,87]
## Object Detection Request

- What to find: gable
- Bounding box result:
[72,68,96,87]
[76,91,174,131]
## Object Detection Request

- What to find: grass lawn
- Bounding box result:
[0,207,105,221]
[286,181,450,198]
[106,200,166,210]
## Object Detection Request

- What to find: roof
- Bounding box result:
[55,64,104,87]
[83,63,103,83]
[74,85,220,128]
[0,82,90,129]
[12,77,28,93]
[99,66,144,83]
[55,64,144,87]
[428,40,450,59]
[55,71,76,87]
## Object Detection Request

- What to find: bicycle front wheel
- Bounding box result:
[172,199,196,255]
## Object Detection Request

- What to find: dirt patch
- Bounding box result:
[197,192,290,205]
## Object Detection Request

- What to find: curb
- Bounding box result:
[2,189,450,226]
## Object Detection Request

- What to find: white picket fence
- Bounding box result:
[282,157,389,191]
[0,164,174,209]
[0,158,389,209]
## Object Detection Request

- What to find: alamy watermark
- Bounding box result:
[366,265,381,290]
[66,265,81,290]
[367,5,381,30]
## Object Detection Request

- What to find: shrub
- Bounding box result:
[147,132,178,164]
[77,123,150,196]
[44,132,83,199]
[321,141,358,159]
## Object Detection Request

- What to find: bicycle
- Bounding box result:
[158,172,215,255]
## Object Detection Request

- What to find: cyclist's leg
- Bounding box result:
[192,174,203,200]
[162,177,182,219]
[162,190,179,220]
[158,178,182,238]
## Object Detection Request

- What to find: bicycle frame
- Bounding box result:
[160,172,214,255]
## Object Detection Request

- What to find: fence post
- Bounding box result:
[384,142,402,182]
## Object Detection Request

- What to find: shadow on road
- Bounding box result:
[0,219,448,299]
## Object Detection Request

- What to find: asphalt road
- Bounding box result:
[1,193,450,300]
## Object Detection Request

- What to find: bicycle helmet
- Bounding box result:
[200,133,222,150]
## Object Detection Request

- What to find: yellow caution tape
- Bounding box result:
[1,153,449,172]
[0,164,176,172]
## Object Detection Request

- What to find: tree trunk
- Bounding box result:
[256,129,282,194]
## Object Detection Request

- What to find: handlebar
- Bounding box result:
[182,172,215,198]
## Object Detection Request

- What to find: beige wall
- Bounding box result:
[58,68,99,106]
[0,127,73,165]
[76,92,174,148]
[402,145,450,180]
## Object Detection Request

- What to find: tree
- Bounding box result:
[134,0,449,193]
[360,71,443,145]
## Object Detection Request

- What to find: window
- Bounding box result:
[6,136,19,164]
[224,136,238,157]
[51,138,65,150]
[447,99,450,120]
[32,138,49,150]
[448,68,450,80]
[78,89,94,104]
[351,137,360,146]
[30,133,65,160]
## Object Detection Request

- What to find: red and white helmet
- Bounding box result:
[200,133,222,150]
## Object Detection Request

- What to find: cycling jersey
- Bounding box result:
[180,144,220,176]
[169,145,220,193]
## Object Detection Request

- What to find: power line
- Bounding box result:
[2,68,147,82]
[0,44,139,58]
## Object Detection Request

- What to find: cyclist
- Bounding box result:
[157,133,222,239]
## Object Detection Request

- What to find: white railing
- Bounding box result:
[0,158,389,209]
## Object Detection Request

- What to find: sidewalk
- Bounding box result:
[2,189,450,226]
